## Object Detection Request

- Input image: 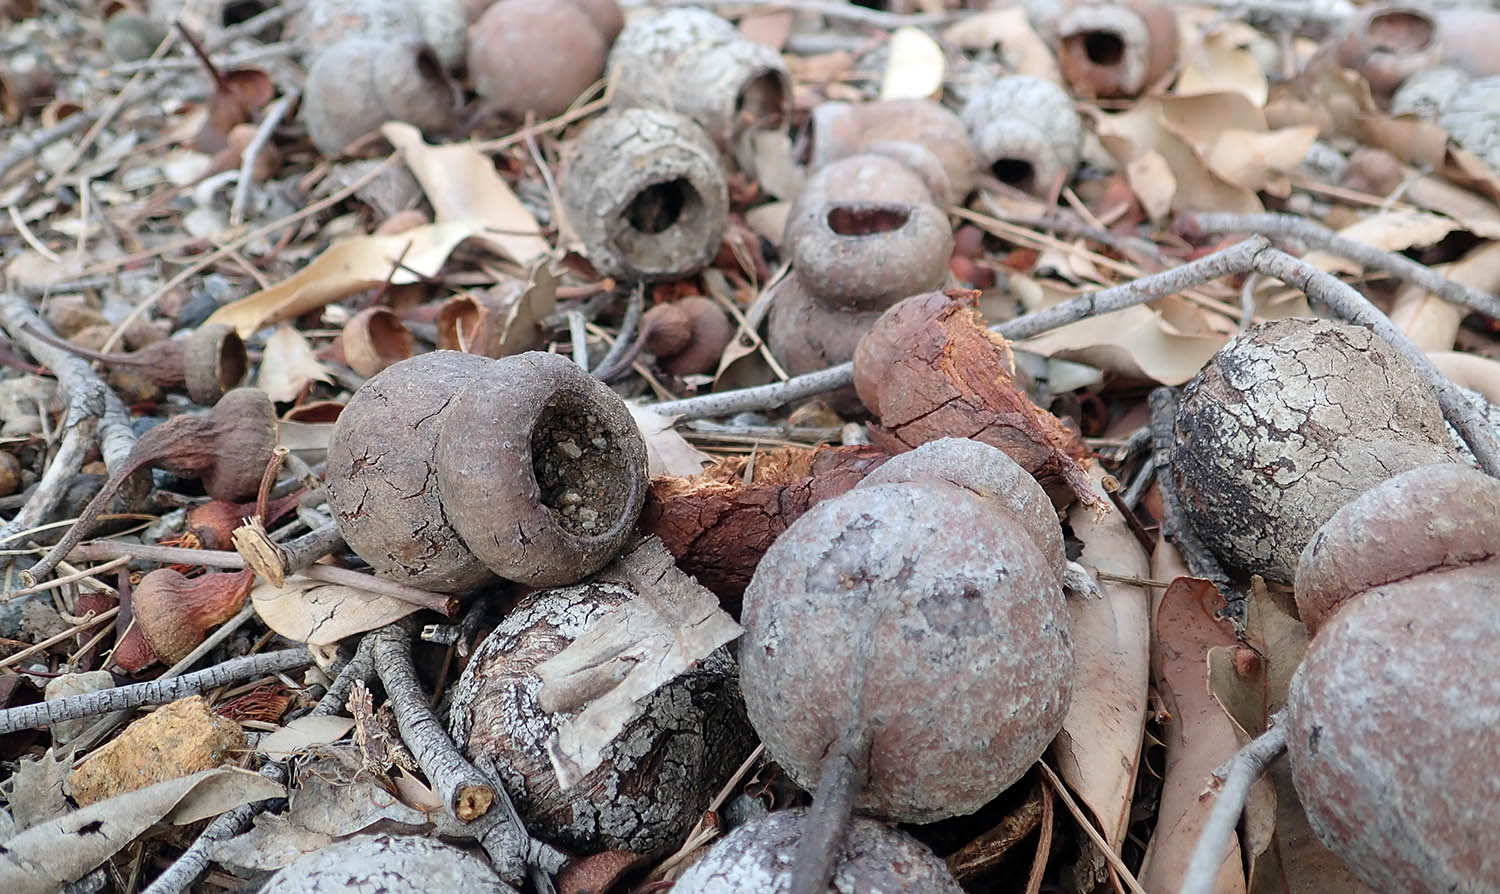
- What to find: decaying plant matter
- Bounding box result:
[853,289,1100,510]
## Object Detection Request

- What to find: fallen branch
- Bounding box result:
[1182,211,1500,323]
[368,623,496,823]
[1179,712,1289,894]
[0,647,312,735]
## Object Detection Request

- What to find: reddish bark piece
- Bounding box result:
[640,444,890,613]
[852,289,1100,510]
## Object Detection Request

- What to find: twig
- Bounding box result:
[1036,761,1150,894]
[1149,388,1233,588]
[368,623,496,822]
[0,110,100,184]
[143,630,374,894]
[470,754,570,887]
[648,237,1275,419]
[298,564,459,616]
[66,541,246,568]
[0,647,312,735]
[0,607,119,670]
[5,555,130,598]
[567,310,589,370]
[590,285,644,378]
[1252,248,1500,476]
[1183,211,1500,323]
[1179,712,1289,894]
[229,91,296,226]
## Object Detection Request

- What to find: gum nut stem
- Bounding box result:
[561,108,729,282]
[961,75,1083,196]
[302,37,458,156]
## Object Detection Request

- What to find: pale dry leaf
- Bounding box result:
[1097,99,1260,216]
[1403,175,1500,239]
[535,537,743,789]
[209,812,336,874]
[628,405,713,477]
[880,27,945,100]
[256,716,357,758]
[1390,240,1500,351]
[1302,211,1458,275]
[1053,466,1150,850]
[1206,645,1279,876]
[251,577,421,645]
[1175,27,1268,107]
[1430,350,1500,405]
[1019,302,1229,385]
[942,7,1060,83]
[0,768,284,894]
[7,748,71,833]
[382,122,550,265]
[256,324,332,403]
[743,200,791,247]
[205,222,487,336]
[1205,126,1319,193]
[1158,91,1266,146]
[286,749,432,837]
[1125,150,1175,219]
[1136,542,1246,894]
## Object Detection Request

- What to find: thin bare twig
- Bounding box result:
[1179,712,1289,894]
[1183,211,1500,323]
[368,623,496,823]
[0,648,312,735]
[0,110,101,184]
[229,91,297,226]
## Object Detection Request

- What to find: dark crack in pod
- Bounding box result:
[804,98,977,207]
[608,6,790,174]
[560,107,729,282]
[1170,318,1461,583]
[960,75,1083,197]
[673,809,963,893]
[1286,464,1500,893]
[302,37,458,156]
[262,834,515,893]
[434,351,647,587]
[740,442,1073,824]
[324,351,497,593]
[449,582,755,858]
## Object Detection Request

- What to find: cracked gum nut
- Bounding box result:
[1169,317,1460,582]
[323,351,648,592]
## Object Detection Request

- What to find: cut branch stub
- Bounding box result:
[325,351,650,592]
[561,107,729,282]
[1170,317,1461,582]
[960,75,1083,196]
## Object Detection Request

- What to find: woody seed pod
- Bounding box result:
[961,75,1083,196]
[302,38,458,156]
